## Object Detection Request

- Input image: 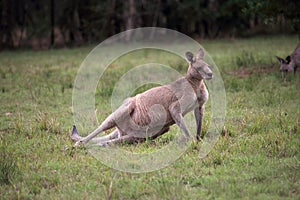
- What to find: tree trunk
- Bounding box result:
[125,0,136,42]
[50,0,55,48]
[0,0,14,49]
[150,0,161,39]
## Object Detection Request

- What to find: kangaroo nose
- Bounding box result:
[207,72,213,77]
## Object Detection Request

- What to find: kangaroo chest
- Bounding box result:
[196,83,209,105]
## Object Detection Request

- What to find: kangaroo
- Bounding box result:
[276,42,300,79]
[72,48,213,146]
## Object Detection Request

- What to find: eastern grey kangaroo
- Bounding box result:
[276,42,300,79]
[72,48,213,146]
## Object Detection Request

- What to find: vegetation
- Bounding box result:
[0,36,299,199]
[1,0,300,49]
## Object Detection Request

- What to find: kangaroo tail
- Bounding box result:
[71,125,83,141]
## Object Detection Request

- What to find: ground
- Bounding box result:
[0,35,299,199]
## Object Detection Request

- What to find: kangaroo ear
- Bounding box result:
[185,52,194,63]
[285,56,291,64]
[197,48,204,59]
[276,56,285,63]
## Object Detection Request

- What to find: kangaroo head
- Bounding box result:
[185,48,213,80]
[276,56,294,72]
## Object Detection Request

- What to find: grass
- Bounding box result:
[0,35,299,199]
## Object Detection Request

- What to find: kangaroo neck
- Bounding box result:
[185,72,203,92]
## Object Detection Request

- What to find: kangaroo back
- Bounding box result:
[291,43,300,67]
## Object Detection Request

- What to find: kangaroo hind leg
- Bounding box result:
[72,125,120,143]
[74,99,134,146]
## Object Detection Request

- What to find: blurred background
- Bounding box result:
[1,0,299,50]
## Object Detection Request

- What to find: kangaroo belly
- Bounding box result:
[130,103,173,129]
[115,93,175,138]
[117,111,174,139]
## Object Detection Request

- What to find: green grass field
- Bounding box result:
[0,36,299,199]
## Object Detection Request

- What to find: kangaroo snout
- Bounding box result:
[203,67,213,80]
[206,72,213,80]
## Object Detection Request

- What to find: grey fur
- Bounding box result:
[276,43,300,79]
[72,48,213,146]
